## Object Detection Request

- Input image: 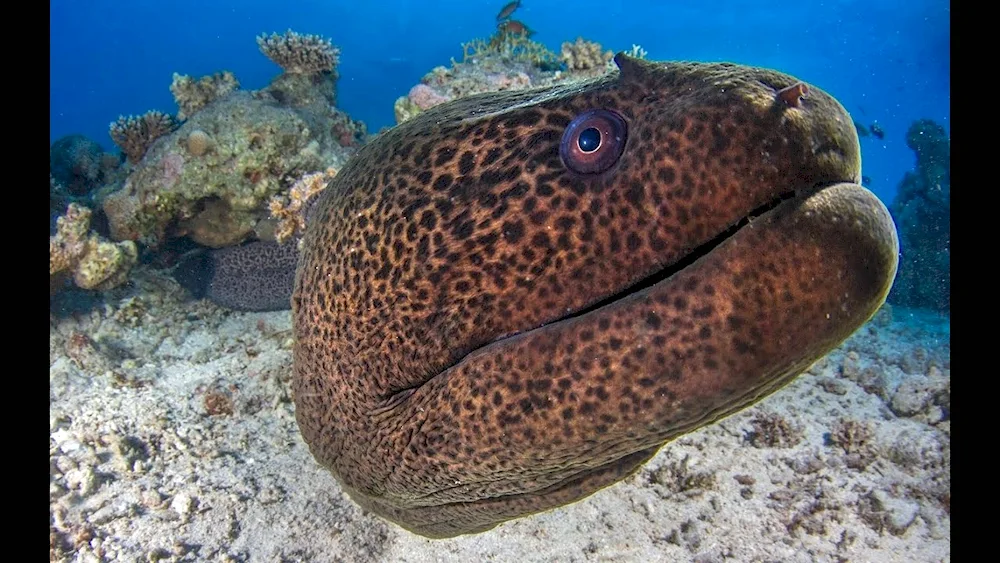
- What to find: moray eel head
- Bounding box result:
[292,54,898,538]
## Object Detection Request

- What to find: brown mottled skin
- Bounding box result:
[292,54,899,538]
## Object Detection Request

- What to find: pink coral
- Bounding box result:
[159,152,185,188]
[408,84,451,111]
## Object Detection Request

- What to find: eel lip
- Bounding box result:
[492,180,898,348]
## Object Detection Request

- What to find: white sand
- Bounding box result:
[50,271,950,562]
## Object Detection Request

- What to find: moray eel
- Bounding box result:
[292,54,898,538]
[174,241,298,312]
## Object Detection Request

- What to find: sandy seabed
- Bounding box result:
[50,271,950,562]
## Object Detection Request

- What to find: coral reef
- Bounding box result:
[560,37,613,72]
[257,30,340,75]
[98,30,361,252]
[170,71,240,120]
[391,15,650,125]
[887,119,950,311]
[267,167,338,243]
[50,203,138,292]
[50,135,120,197]
[101,90,353,248]
[46,29,366,302]
[109,111,178,164]
[393,33,636,124]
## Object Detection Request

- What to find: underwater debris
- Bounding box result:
[257,29,341,75]
[109,110,178,164]
[170,71,240,120]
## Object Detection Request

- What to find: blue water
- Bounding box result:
[50,0,948,205]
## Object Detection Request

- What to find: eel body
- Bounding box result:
[291,54,899,538]
[174,240,299,312]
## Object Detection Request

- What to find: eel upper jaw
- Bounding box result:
[492,180,845,344]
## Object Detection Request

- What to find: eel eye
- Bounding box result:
[559,109,628,175]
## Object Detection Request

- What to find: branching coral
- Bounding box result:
[624,44,648,59]
[462,31,559,68]
[170,71,240,120]
[109,111,178,164]
[268,167,338,243]
[257,30,340,75]
[560,37,613,71]
[50,203,138,292]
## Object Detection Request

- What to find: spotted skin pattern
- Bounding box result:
[292,55,899,538]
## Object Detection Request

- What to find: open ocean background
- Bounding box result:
[50,0,949,206]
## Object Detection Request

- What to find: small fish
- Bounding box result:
[496,0,521,21]
[854,121,870,137]
[870,122,885,140]
[498,19,533,37]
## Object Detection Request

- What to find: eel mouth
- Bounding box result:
[491,179,896,347]
[422,178,898,508]
[560,185,813,325]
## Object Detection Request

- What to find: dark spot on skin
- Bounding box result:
[459,152,475,175]
[503,220,525,243]
[433,174,454,192]
[645,312,661,329]
[435,147,457,166]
